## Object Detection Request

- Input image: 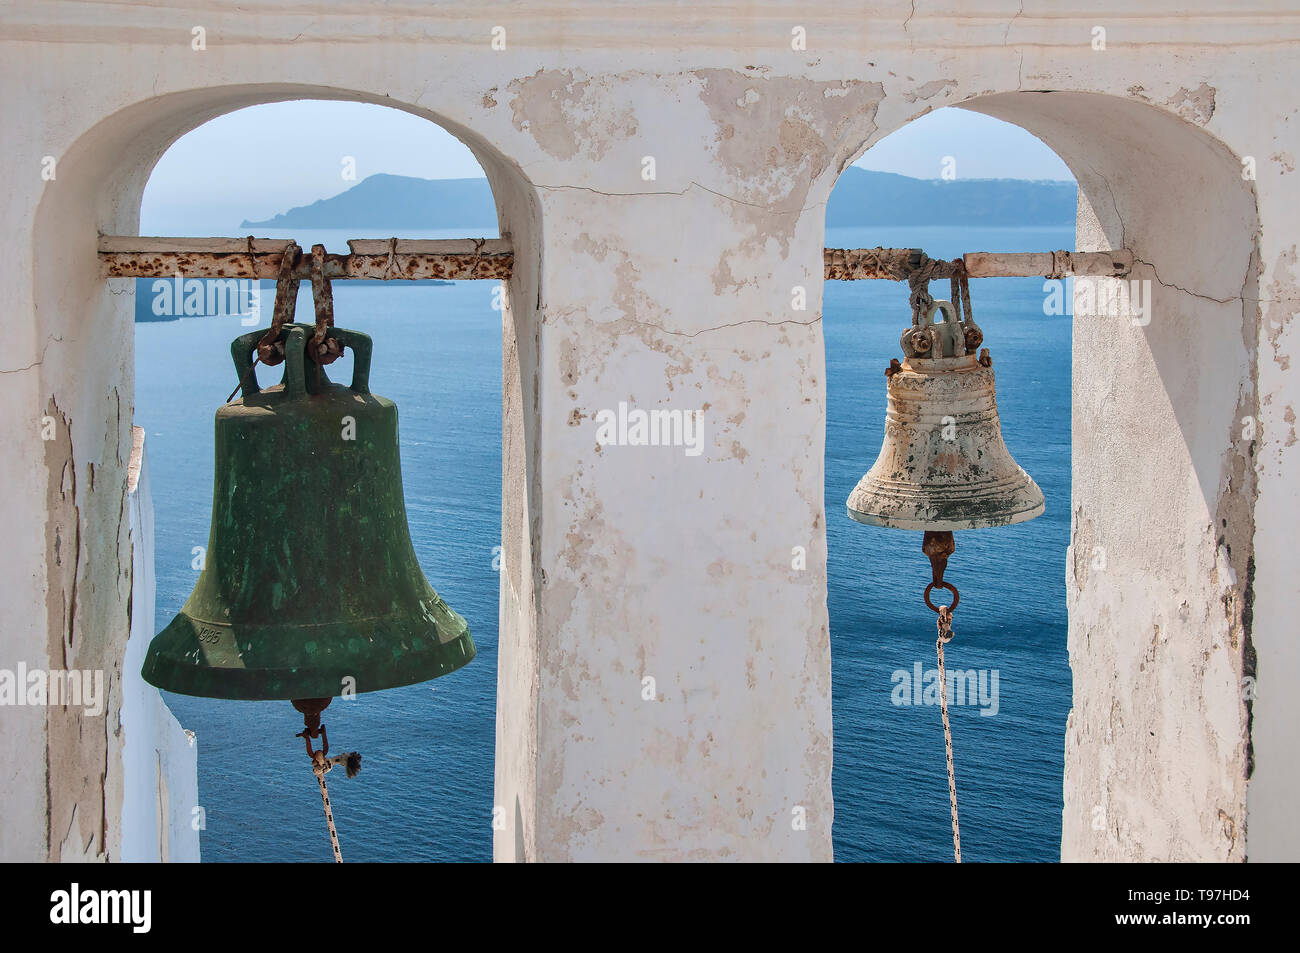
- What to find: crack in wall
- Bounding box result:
[531,179,819,216]
[1004,1,1025,47]
[0,335,65,375]
[1133,255,1242,304]
[1083,159,1127,249]
[625,314,823,339]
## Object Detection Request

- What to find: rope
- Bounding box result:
[906,254,948,324]
[296,704,359,865]
[824,246,922,281]
[384,237,399,280]
[312,759,344,863]
[935,606,961,863]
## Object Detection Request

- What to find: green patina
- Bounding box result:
[142,324,474,701]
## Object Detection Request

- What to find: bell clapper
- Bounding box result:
[917,530,962,863]
[293,697,361,864]
[921,530,959,611]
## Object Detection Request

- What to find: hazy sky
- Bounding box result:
[140,100,1072,234]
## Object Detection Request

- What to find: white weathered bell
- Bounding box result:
[847,300,1044,531]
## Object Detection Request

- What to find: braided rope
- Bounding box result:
[935,607,961,863]
[907,255,949,324]
[312,762,343,863]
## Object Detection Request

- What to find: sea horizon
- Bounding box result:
[135,222,1073,862]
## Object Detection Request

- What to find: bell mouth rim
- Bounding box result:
[844,498,1045,532]
[141,612,475,701]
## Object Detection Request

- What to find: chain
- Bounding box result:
[226,242,299,402]
[308,244,343,367]
[257,242,300,368]
[935,606,961,863]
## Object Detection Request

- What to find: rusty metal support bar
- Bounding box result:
[960,249,1133,279]
[823,246,925,280]
[99,236,1132,282]
[823,246,1133,280]
[98,236,515,280]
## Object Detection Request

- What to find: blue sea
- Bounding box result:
[134,224,1072,862]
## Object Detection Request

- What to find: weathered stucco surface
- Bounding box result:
[0,1,1295,861]
[121,428,200,862]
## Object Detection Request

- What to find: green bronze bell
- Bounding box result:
[142,322,475,701]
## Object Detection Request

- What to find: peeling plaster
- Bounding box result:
[903,79,957,103]
[507,69,638,162]
[42,398,110,862]
[1264,247,1298,371]
[5,5,1296,865]
[1166,83,1218,126]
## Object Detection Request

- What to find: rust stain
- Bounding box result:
[101,249,513,280]
[824,247,923,280]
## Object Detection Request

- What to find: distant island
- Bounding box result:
[241,169,1076,230]
[241,174,497,229]
[826,168,1075,227]
[140,169,1075,322]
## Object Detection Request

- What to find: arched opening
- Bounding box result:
[135,100,508,861]
[825,107,1075,861]
[31,85,542,862]
[822,91,1259,861]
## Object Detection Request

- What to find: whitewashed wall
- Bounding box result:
[121,427,200,863]
[0,1,1294,862]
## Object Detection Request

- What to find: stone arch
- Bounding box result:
[818,90,1260,860]
[27,84,542,861]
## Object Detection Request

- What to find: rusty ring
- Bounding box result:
[924,581,959,613]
